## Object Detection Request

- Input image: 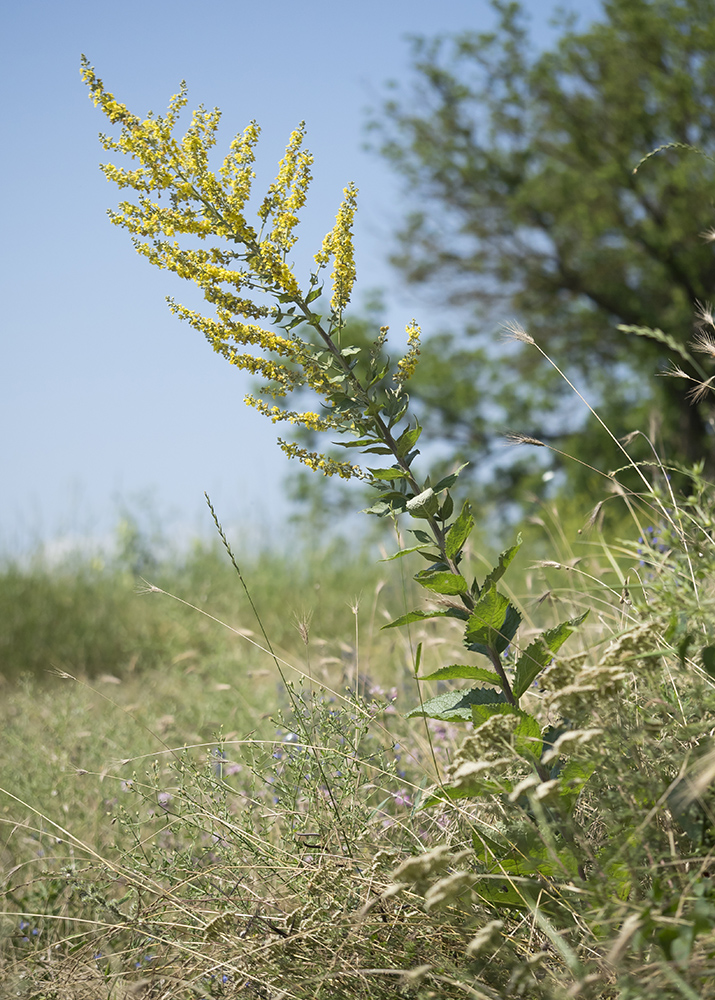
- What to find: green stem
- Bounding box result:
[487,647,517,706]
[295,297,467,585]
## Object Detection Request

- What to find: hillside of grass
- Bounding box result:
[1,479,714,999]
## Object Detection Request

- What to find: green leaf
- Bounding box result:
[368,467,409,481]
[334,437,380,449]
[439,493,454,521]
[406,685,507,721]
[468,703,543,757]
[416,551,444,563]
[512,611,589,700]
[379,544,429,562]
[514,712,542,758]
[306,285,322,303]
[560,757,597,786]
[445,501,475,560]
[414,570,468,595]
[473,827,579,880]
[415,641,423,675]
[383,608,469,630]
[419,664,503,686]
[465,584,522,656]
[411,529,432,544]
[702,645,715,680]
[363,497,407,516]
[421,779,507,807]
[375,489,409,504]
[472,829,512,863]
[559,757,597,811]
[433,463,469,492]
[481,534,522,592]
[471,876,538,909]
[395,422,422,457]
[406,488,438,518]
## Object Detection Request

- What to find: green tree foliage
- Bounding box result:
[371,0,715,497]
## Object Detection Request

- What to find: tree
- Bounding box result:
[371,0,715,498]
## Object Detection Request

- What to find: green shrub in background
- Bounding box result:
[1,63,715,999]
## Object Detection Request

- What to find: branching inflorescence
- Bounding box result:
[82,58,590,797]
[81,56,420,483]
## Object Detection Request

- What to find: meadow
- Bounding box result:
[3,488,715,999]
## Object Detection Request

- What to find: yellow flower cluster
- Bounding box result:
[276,440,365,480]
[82,56,305,301]
[82,60,390,482]
[394,319,422,384]
[258,124,313,254]
[315,184,358,315]
[168,302,303,396]
[244,396,340,432]
[249,241,300,297]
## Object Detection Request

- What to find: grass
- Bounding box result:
[2,480,715,999]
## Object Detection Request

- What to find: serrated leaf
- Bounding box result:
[465,585,522,655]
[382,608,469,630]
[446,501,475,560]
[512,611,589,700]
[419,664,503,686]
[482,535,522,592]
[414,570,468,595]
[514,712,542,758]
[406,685,507,721]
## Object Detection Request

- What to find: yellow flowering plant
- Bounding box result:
[82,58,588,797]
[80,64,715,972]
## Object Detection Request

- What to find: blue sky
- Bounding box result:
[1,0,602,556]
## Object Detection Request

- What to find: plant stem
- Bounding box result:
[487,648,516,706]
